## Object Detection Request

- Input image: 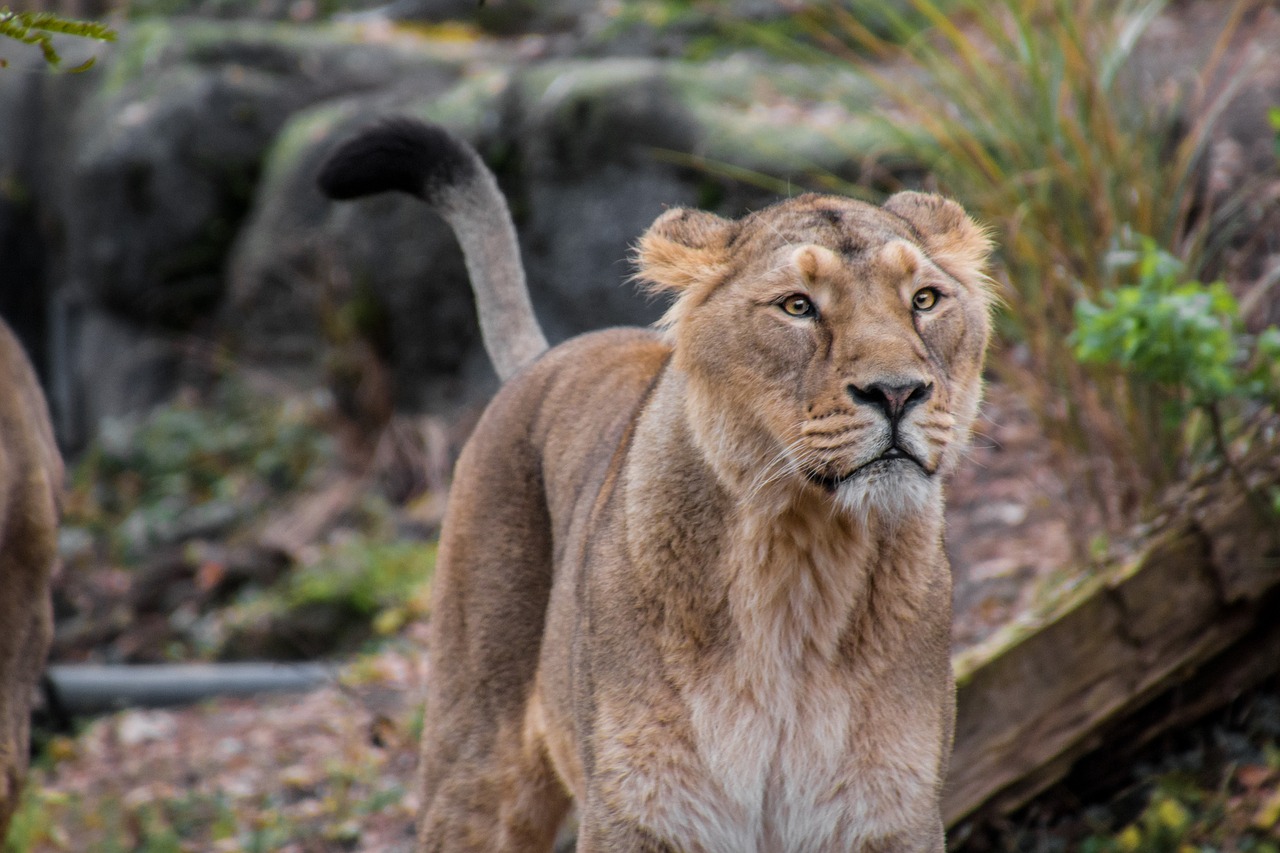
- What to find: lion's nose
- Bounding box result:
[848,381,933,424]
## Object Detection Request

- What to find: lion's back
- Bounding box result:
[0,319,62,836]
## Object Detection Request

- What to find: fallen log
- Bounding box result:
[944,437,1280,828]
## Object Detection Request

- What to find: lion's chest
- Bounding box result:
[605,664,941,853]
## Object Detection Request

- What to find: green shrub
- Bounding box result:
[1078,775,1280,853]
[217,531,435,658]
[67,386,333,564]
[283,535,435,632]
[1073,238,1279,489]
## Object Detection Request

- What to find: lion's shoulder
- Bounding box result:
[461,326,670,479]
[496,327,671,418]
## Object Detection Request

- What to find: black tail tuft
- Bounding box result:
[317,118,477,203]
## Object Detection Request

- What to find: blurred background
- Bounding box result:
[2,0,1279,849]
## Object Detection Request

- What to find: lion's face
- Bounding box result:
[637,192,994,518]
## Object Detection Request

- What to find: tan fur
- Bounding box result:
[416,191,993,852]
[0,319,62,837]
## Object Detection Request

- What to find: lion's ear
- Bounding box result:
[635,208,734,293]
[883,191,993,291]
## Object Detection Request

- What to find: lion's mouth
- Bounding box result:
[805,447,929,492]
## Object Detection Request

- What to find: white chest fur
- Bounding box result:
[656,663,940,853]
[617,508,942,852]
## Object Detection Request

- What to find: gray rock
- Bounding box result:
[504,60,705,341]
[0,48,103,383]
[21,21,465,446]
[63,21,462,327]
[226,75,510,413]
[65,308,183,427]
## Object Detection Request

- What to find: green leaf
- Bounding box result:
[1070,236,1269,409]
[0,6,115,71]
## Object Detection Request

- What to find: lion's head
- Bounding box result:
[637,191,995,520]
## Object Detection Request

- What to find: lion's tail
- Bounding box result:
[317,118,548,382]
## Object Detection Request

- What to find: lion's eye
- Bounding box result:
[912,288,940,312]
[780,294,815,318]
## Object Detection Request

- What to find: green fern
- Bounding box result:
[0,6,116,72]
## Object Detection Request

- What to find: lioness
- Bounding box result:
[319,119,993,852]
[0,319,62,837]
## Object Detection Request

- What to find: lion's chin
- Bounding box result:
[832,463,938,520]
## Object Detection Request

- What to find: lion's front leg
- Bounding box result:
[416,731,570,853]
[865,818,947,853]
[575,806,678,853]
[0,533,56,836]
[914,818,947,853]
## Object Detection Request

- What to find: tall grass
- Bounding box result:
[788,0,1259,521]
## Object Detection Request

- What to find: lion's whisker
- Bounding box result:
[744,435,809,504]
